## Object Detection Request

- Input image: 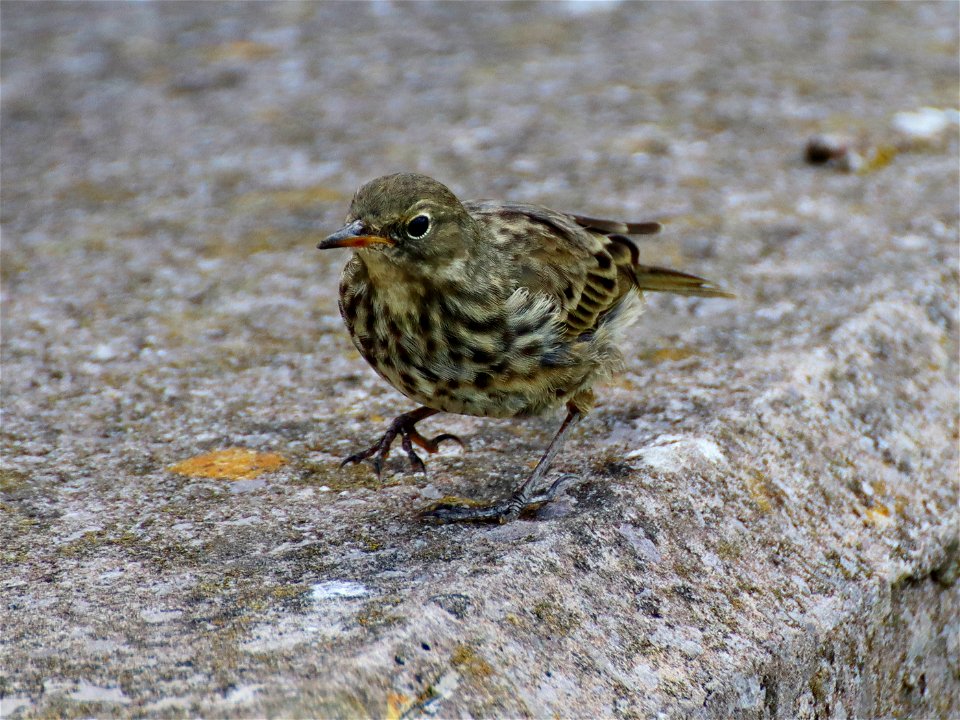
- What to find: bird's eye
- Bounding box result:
[405,214,430,238]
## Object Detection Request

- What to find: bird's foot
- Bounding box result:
[408,428,464,455]
[340,408,463,478]
[421,474,578,524]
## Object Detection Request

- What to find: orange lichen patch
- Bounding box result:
[858,144,899,174]
[865,502,893,526]
[745,469,774,513]
[203,40,277,62]
[168,448,286,480]
[385,692,413,720]
[451,644,494,679]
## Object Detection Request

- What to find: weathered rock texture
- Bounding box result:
[2,2,957,718]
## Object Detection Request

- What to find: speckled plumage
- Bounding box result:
[318,173,732,522]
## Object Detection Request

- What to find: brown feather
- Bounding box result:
[572,214,662,236]
[466,201,732,338]
[632,265,735,298]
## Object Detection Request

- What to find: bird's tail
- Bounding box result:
[632,265,735,298]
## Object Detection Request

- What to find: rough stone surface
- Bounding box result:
[2,2,958,719]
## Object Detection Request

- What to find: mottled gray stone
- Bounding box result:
[2,2,957,719]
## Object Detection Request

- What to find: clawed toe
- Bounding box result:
[420,474,579,524]
[340,449,379,471]
[338,431,395,478]
[420,497,509,524]
[410,430,465,454]
[337,407,461,479]
[526,473,578,505]
[339,447,388,480]
[400,432,427,474]
[423,409,583,523]
[406,453,427,474]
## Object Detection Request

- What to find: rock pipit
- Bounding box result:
[318,173,732,522]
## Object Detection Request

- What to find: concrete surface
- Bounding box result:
[2,2,958,718]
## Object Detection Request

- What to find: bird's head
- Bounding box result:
[318,174,477,271]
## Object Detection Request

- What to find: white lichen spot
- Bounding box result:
[42,681,131,705]
[310,580,369,601]
[91,343,117,361]
[140,609,184,624]
[626,435,727,473]
[224,684,262,705]
[891,107,959,140]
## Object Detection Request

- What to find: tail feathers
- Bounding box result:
[622,221,663,235]
[633,265,735,298]
[573,214,662,236]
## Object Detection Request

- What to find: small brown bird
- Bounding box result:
[318,173,732,523]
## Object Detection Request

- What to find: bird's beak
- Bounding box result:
[317,219,394,249]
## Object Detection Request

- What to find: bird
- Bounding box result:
[317,173,732,523]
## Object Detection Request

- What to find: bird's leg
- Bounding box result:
[340,406,462,478]
[423,407,582,524]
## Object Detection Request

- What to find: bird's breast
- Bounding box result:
[339,270,597,418]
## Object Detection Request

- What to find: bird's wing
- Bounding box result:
[466,201,641,337]
[466,201,732,338]
[570,216,733,299]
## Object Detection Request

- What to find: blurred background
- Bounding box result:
[3,0,956,390]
